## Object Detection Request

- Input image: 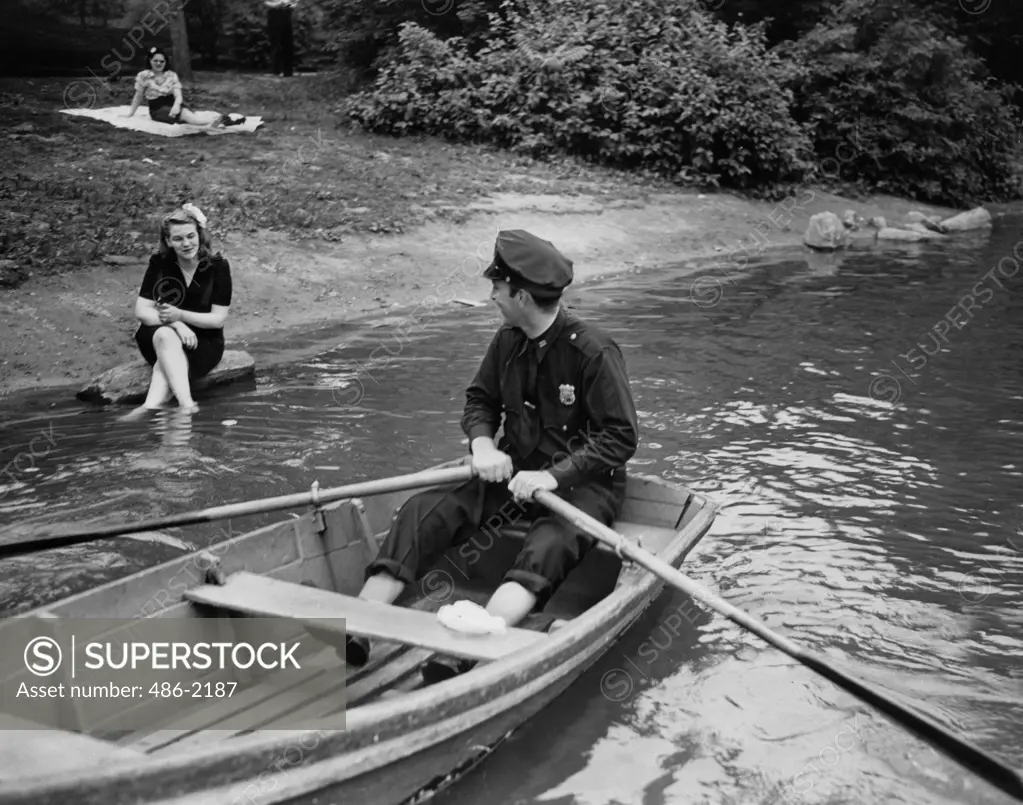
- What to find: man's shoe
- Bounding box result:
[421,657,476,686]
[342,635,370,668]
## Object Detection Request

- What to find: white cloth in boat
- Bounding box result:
[437,600,508,635]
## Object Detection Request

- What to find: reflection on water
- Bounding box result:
[2,217,1023,804]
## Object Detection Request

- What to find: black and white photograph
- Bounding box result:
[1,0,1021,803]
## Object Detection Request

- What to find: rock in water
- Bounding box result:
[877,227,930,242]
[903,223,946,238]
[904,211,947,233]
[76,350,256,404]
[940,206,993,231]
[804,212,847,250]
[921,218,948,234]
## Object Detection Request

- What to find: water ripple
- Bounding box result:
[3,215,1023,803]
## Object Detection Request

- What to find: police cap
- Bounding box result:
[482,229,573,300]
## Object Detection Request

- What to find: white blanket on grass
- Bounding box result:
[58,105,263,137]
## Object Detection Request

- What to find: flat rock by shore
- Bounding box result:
[76,350,256,405]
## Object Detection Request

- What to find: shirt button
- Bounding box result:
[562,425,567,431]
[539,340,546,347]
[570,334,577,340]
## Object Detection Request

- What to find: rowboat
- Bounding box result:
[0,459,717,805]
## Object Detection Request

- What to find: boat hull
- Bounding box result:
[0,469,716,805]
[270,646,608,805]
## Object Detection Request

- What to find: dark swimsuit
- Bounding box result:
[135,252,233,379]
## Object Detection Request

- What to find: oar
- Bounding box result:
[0,464,474,560]
[532,489,1023,803]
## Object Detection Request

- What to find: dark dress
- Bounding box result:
[134,252,233,379]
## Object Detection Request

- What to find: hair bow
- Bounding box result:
[181,203,207,227]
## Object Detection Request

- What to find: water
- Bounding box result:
[2,217,1022,805]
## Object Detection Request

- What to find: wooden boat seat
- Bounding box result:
[184,572,548,663]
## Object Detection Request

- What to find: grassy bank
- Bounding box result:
[0,70,671,290]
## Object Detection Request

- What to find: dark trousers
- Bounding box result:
[267,7,294,77]
[367,471,625,609]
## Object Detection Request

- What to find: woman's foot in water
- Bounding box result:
[118,403,167,421]
[118,406,149,422]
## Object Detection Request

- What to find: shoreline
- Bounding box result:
[0,186,963,408]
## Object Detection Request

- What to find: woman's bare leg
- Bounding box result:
[142,360,172,409]
[119,356,172,421]
[152,327,198,412]
[178,107,224,127]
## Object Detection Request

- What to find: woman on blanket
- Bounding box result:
[128,203,233,416]
[126,47,237,127]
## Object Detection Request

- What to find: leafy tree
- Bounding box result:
[197,0,321,70]
[781,0,1020,204]
[186,0,228,66]
[712,0,829,44]
[713,0,1023,103]
[318,0,498,77]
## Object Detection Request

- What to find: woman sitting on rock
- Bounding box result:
[129,203,232,415]
[126,47,237,127]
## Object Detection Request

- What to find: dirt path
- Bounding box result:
[0,186,956,400]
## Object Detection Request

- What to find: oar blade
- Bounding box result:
[531,488,1023,803]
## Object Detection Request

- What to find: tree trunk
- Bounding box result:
[169,4,193,81]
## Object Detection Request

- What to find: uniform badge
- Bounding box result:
[559,384,576,406]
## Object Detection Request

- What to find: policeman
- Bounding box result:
[346,229,639,682]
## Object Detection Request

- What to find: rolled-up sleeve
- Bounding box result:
[547,345,638,488]
[461,331,505,443]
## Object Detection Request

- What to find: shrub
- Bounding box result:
[317,0,485,78]
[340,0,815,193]
[782,0,1022,206]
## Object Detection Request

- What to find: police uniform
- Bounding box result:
[366,230,639,608]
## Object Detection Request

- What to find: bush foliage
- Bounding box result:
[782,0,1021,206]
[340,0,1022,205]
[317,0,488,78]
[342,0,815,194]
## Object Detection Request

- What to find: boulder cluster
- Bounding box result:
[804,207,993,251]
